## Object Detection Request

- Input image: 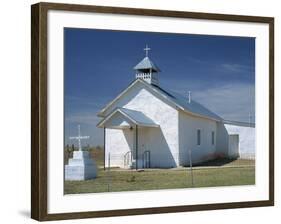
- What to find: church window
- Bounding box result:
[197,129,201,145]
[212,131,215,145]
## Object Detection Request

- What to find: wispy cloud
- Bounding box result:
[185,56,254,75]
[185,56,210,65]
[192,83,255,122]
[220,63,254,74]
[65,95,110,109]
[161,79,255,122]
[65,112,101,125]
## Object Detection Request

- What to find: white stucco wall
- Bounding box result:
[105,128,134,167]
[104,82,179,168]
[178,111,217,165]
[224,124,255,159]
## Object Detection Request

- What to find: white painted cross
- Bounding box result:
[69,125,90,151]
[144,44,151,57]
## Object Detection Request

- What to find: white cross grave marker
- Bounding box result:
[69,125,89,151]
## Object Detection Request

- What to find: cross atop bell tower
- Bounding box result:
[144,44,151,57]
[134,45,161,86]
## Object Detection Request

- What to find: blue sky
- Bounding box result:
[64,28,255,146]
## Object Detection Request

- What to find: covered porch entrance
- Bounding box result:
[97,108,159,170]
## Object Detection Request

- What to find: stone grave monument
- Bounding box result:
[65,125,97,180]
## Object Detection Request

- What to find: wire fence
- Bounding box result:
[64,148,256,194]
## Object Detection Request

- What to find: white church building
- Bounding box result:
[97,47,255,169]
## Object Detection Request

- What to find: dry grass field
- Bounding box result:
[64,161,255,194]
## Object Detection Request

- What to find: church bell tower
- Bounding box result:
[134,45,161,86]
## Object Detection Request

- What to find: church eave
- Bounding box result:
[180,109,221,122]
[97,107,159,128]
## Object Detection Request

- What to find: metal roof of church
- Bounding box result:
[97,107,159,128]
[152,84,222,121]
[134,56,161,72]
[119,108,159,126]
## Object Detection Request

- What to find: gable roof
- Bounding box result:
[97,107,159,128]
[97,79,222,122]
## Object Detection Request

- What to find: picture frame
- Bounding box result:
[31,2,274,221]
